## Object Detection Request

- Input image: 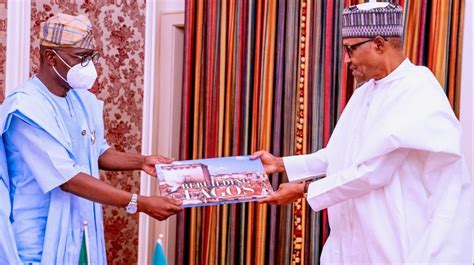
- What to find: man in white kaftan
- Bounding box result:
[254,2,472,264]
[0,14,182,264]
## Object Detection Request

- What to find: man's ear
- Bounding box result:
[373,37,386,52]
[42,49,57,66]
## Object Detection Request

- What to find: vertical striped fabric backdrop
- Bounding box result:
[176,0,465,264]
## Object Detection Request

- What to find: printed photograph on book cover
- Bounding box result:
[156,156,273,207]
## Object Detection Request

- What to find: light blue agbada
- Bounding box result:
[0,138,21,264]
[0,76,110,264]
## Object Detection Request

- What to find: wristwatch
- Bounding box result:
[126,193,138,214]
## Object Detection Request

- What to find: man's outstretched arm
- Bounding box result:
[98,148,174,176]
[6,116,182,221]
[61,173,182,220]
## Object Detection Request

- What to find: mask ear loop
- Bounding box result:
[51,65,70,86]
[49,49,73,69]
[47,49,72,86]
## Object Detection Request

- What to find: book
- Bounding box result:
[155,156,274,207]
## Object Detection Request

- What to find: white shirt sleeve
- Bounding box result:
[4,116,83,193]
[283,148,327,182]
[306,148,410,212]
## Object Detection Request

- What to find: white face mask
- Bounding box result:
[51,50,98,90]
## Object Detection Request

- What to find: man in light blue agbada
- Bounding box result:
[0,13,182,264]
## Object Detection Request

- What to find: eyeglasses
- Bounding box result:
[343,38,374,58]
[70,52,100,67]
[55,50,100,67]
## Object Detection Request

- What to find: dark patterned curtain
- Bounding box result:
[176,0,465,264]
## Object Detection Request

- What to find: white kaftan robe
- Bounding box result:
[284,59,472,264]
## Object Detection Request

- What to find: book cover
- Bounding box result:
[155,156,274,207]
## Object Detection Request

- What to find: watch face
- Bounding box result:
[126,204,137,214]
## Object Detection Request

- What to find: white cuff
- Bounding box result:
[283,154,325,182]
[306,178,335,212]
